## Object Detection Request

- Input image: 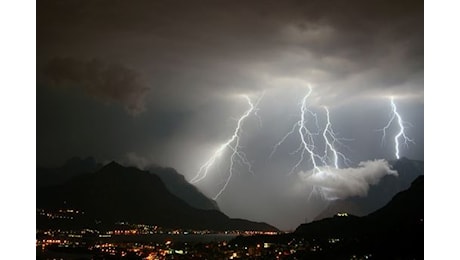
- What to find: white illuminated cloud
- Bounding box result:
[299,159,397,200]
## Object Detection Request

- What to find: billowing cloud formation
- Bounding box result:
[43,57,149,114]
[299,159,398,200]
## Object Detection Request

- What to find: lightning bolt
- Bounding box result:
[269,121,298,159]
[269,86,322,175]
[270,85,351,201]
[379,97,415,159]
[296,87,322,175]
[191,94,262,200]
[322,107,352,169]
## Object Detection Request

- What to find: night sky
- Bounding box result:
[37,0,423,230]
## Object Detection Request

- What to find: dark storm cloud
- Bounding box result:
[43,57,149,114]
[38,0,423,100]
[37,0,423,230]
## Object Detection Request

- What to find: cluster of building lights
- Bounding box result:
[37,208,84,220]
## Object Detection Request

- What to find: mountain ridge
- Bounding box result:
[232,174,423,259]
[36,161,278,231]
[147,165,220,211]
[37,157,220,211]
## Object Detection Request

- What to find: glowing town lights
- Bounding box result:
[379,97,415,159]
[190,94,263,199]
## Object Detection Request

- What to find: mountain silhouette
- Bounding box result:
[147,165,219,211]
[233,175,423,259]
[36,161,277,231]
[315,157,423,220]
[37,157,220,211]
[37,156,102,188]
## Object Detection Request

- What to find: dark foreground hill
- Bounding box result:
[36,162,277,231]
[37,157,220,211]
[233,175,424,259]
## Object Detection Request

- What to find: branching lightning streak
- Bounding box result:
[270,86,351,201]
[253,91,265,128]
[269,122,298,159]
[323,107,339,168]
[379,97,415,159]
[297,88,322,174]
[191,94,261,200]
[271,86,349,174]
[322,107,352,169]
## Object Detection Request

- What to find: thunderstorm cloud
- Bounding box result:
[300,160,398,200]
[43,57,149,115]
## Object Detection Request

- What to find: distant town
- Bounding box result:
[37,208,380,260]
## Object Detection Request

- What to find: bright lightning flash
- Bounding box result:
[190,94,261,200]
[379,97,415,159]
[322,107,352,168]
[270,86,350,201]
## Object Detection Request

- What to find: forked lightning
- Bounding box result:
[379,97,415,159]
[270,85,350,200]
[191,94,262,200]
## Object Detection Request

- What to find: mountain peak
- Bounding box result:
[102,161,123,170]
[37,162,278,231]
[107,160,121,166]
